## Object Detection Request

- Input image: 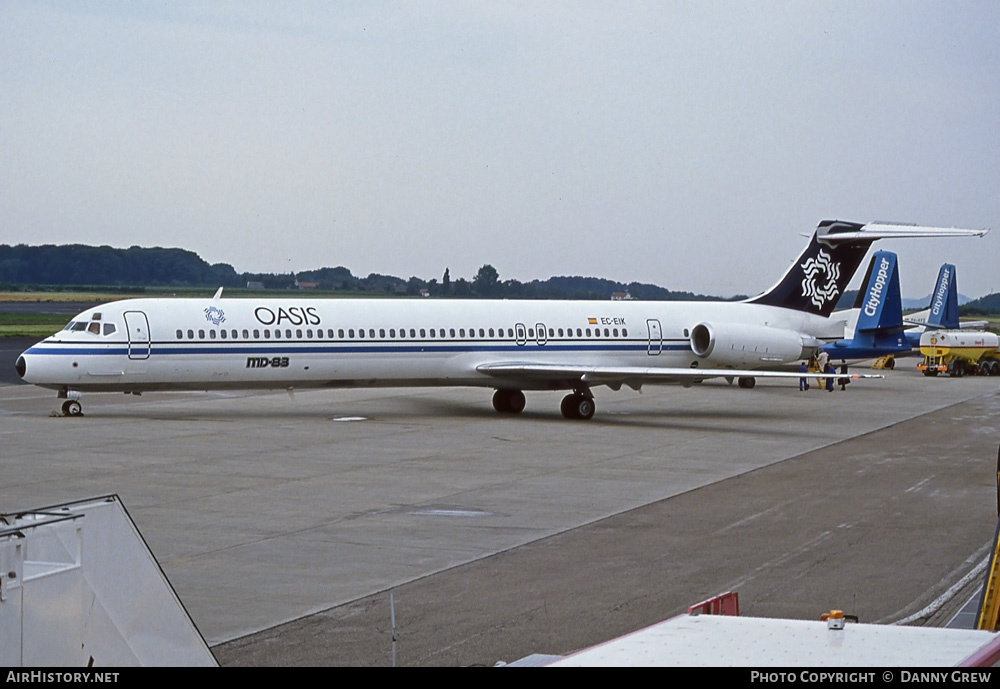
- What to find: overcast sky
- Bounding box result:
[3,2,998,299]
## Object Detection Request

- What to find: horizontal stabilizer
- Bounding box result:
[818,222,988,245]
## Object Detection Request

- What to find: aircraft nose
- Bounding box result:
[15,355,26,380]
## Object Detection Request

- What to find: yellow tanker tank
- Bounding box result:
[918,330,1000,376]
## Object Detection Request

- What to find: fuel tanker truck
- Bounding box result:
[918,329,1000,376]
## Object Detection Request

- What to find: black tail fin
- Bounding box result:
[747,220,874,318]
[746,220,987,318]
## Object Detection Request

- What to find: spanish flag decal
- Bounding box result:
[587,317,597,325]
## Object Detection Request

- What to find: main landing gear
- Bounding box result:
[491,388,597,420]
[560,392,595,420]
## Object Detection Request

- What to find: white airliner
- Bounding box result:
[15,220,987,419]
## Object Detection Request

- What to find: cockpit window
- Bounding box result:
[71,322,88,332]
[87,322,101,335]
[103,323,116,336]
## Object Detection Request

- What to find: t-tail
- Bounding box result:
[747,220,988,318]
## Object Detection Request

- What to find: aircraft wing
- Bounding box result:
[476,362,881,387]
[905,319,989,330]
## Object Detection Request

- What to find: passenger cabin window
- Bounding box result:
[220,330,227,339]
[209,330,216,339]
[187,329,194,339]
[176,329,183,339]
[199,329,206,339]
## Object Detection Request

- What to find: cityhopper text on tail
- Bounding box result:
[819,250,911,362]
[820,254,976,364]
[16,220,987,420]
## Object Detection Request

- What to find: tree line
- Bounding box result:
[3,243,998,310]
[0,243,737,302]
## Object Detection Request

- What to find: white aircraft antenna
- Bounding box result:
[212,286,224,300]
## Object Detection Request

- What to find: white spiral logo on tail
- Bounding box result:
[800,250,841,309]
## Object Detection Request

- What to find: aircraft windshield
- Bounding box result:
[62,320,117,336]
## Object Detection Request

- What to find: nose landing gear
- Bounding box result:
[61,399,83,417]
[57,390,84,417]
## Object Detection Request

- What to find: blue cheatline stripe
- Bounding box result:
[25,341,693,357]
